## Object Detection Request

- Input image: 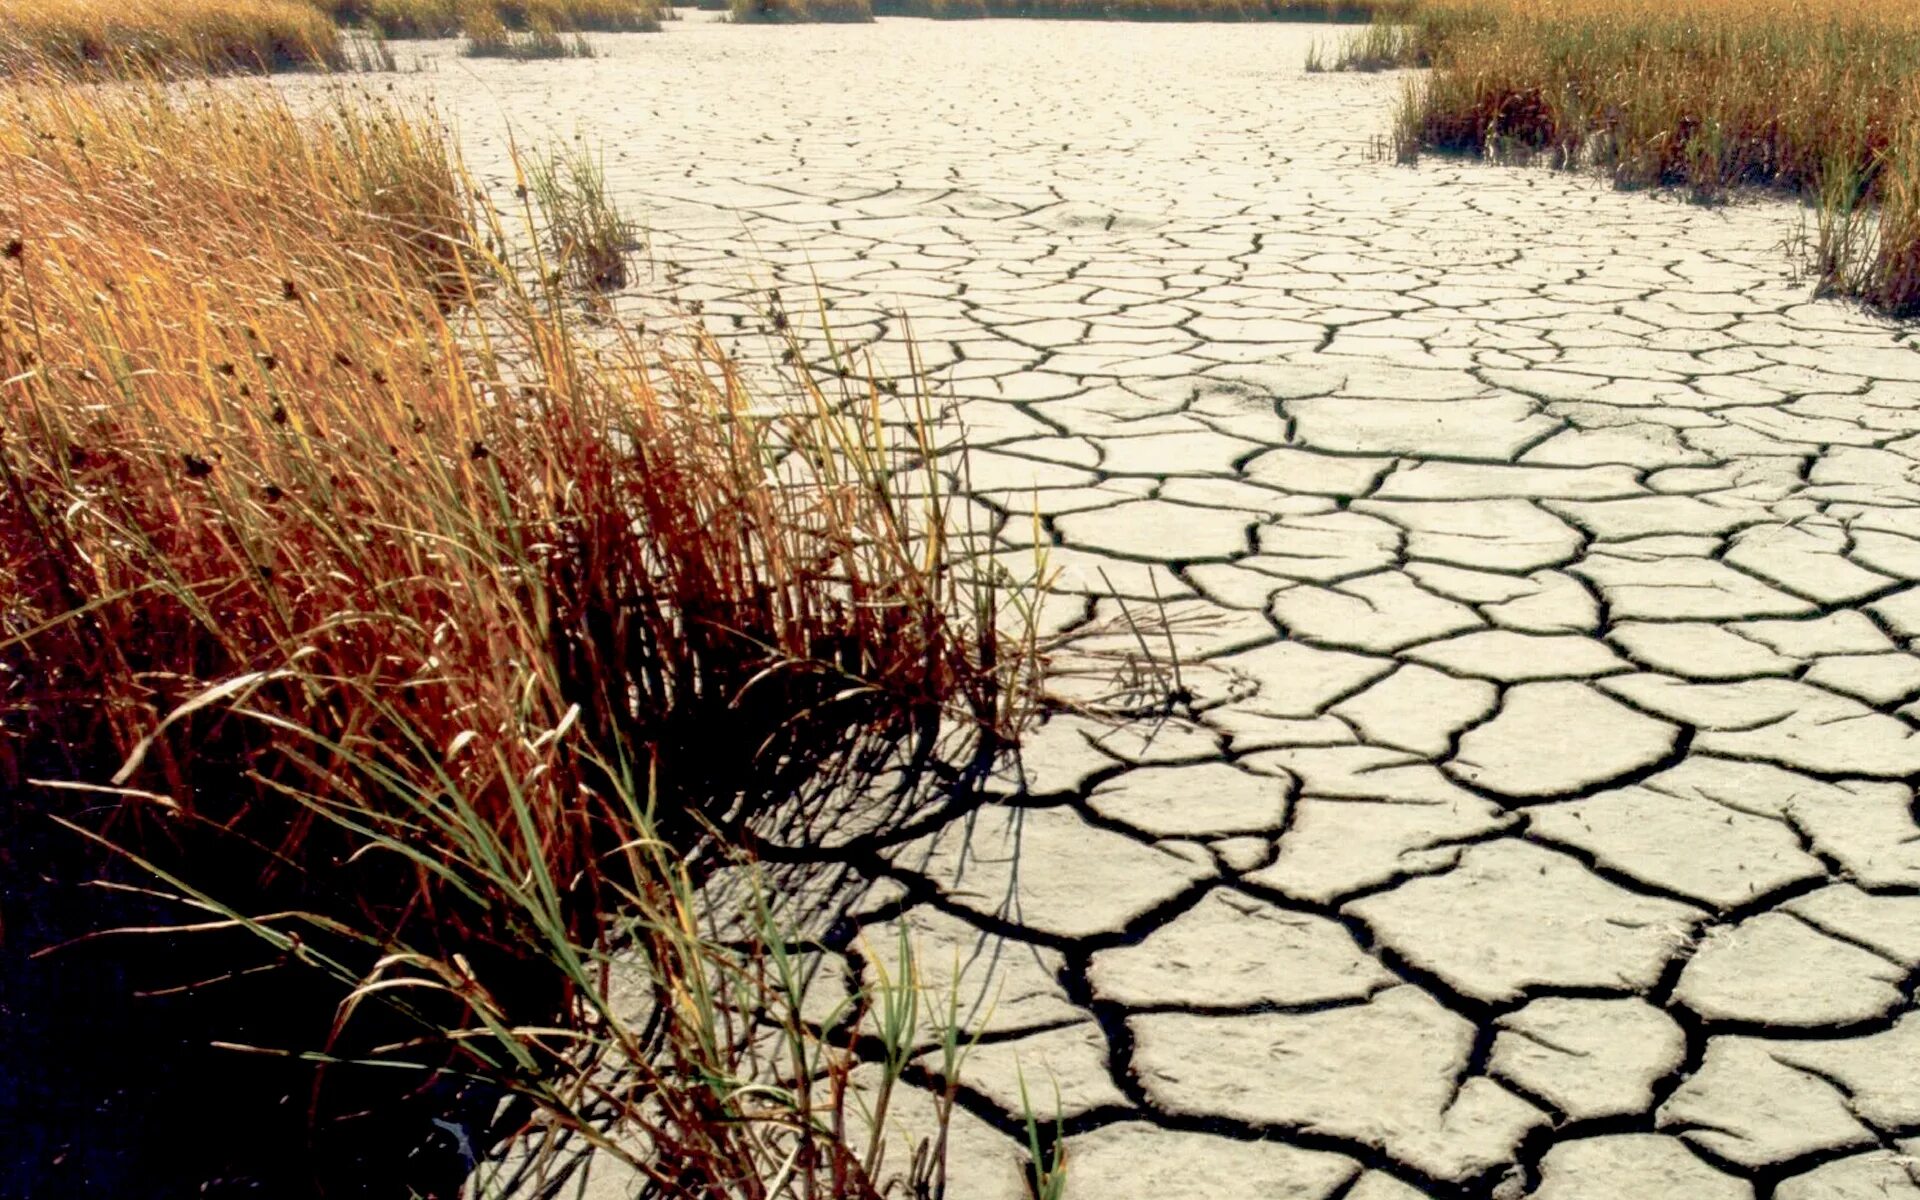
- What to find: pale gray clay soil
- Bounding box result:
[296,19,1920,1198]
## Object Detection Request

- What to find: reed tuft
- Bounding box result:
[1342,0,1920,312]
[1,74,1036,1196]
[0,0,344,73]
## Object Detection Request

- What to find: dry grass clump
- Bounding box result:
[318,0,463,32]
[320,0,663,36]
[988,0,1374,19]
[873,0,1374,17]
[0,0,660,76]
[729,0,875,23]
[1,76,1032,1195]
[1354,0,1920,312]
[0,0,343,73]
[872,0,986,18]
[462,8,596,54]
[528,140,639,286]
[506,0,662,26]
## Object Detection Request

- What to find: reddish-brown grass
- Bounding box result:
[0,75,1030,1195]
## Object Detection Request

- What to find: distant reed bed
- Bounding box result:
[0,0,663,73]
[1338,0,1920,312]
[872,0,1380,19]
[729,0,874,24]
[0,0,1387,46]
[737,0,1392,23]
[318,0,664,36]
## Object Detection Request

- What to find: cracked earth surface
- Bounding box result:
[313,18,1920,1198]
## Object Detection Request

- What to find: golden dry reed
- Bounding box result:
[0,74,1029,1193]
[318,0,664,35]
[0,0,664,72]
[0,0,343,72]
[743,0,1387,24]
[0,83,1015,966]
[869,0,1377,19]
[1368,0,1920,312]
[974,0,1375,19]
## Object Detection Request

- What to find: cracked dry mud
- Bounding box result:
[321,18,1920,1199]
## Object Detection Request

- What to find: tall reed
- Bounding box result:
[323,0,664,36]
[1,75,1034,1196]
[1348,0,1920,311]
[871,0,1380,19]
[0,0,662,73]
[0,0,343,73]
[462,9,597,54]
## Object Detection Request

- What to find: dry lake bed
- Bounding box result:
[301,18,1920,1199]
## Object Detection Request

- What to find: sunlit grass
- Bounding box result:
[983,0,1376,19]
[321,0,664,36]
[527,139,639,286]
[752,0,1389,22]
[462,8,597,53]
[871,0,1379,17]
[0,0,1389,49]
[1341,0,1920,312]
[0,0,663,71]
[0,0,343,72]
[0,70,1040,1194]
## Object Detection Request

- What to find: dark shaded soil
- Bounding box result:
[0,804,500,1200]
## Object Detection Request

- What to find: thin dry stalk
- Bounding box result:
[1,75,1037,1197]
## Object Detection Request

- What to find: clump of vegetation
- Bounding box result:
[730,0,875,23]
[509,0,662,26]
[1318,13,1428,69]
[342,25,399,66]
[0,0,663,76]
[989,0,1375,19]
[1,71,1037,1196]
[322,0,461,33]
[462,8,594,54]
[1337,0,1920,313]
[324,0,663,35]
[0,0,343,73]
[872,0,1376,17]
[887,0,987,19]
[528,139,638,287]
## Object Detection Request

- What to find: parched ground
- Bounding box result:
[317,19,1920,1199]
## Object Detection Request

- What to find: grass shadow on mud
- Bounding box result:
[0,72,1042,1198]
